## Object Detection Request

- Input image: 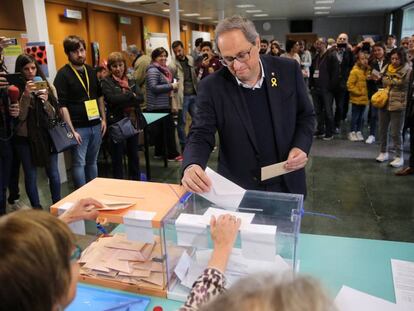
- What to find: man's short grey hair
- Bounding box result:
[215,15,259,51]
[127,44,139,55]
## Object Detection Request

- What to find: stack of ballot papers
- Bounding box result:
[174,248,291,289]
[79,233,185,288]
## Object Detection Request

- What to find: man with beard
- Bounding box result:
[54,36,106,188]
[170,40,198,152]
[260,39,269,54]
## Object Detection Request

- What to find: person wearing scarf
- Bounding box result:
[146,47,182,162]
[376,47,412,168]
[101,52,144,180]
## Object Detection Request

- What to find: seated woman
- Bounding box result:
[101,52,144,180]
[14,54,61,208]
[0,209,79,310]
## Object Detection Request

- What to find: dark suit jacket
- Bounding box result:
[182,55,315,196]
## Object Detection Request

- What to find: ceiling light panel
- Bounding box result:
[253,13,269,17]
[183,13,201,16]
[246,9,263,13]
[236,4,256,8]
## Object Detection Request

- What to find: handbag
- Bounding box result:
[109,117,139,144]
[371,87,389,109]
[48,120,77,153]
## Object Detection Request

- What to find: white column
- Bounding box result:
[169,0,181,43]
[218,10,225,21]
[22,0,66,183]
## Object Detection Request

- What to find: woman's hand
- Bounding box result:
[208,214,241,273]
[36,89,48,102]
[58,198,103,224]
[24,80,35,96]
[172,82,179,90]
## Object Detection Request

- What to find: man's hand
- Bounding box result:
[181,164,212,193]
[101,119,107,136]
[58,197,103,224]
[284,147,308,171]
[8,103,19,117]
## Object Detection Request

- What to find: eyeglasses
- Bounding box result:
[220,45,255,67]
[70,245,82,262]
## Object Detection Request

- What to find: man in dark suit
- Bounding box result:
[181,16,315,196]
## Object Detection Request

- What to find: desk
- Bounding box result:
[143,113,169,180]
[70,234,414,310]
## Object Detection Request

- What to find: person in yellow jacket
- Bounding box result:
[347,52,370,141]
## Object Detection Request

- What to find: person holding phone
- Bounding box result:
[196,41,223,81]
[13,54,61,209]
[0,38,20,215]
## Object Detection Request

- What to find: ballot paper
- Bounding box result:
[96,199,135,211]
[261,161,294,181]
[391,259,414,309]
[174,251,192,281]
[199,167,246,210]
[123,210,156,244]
[57,202,86,235]
[175,213,208,248]
[240,224,277,262]
[203,207,255,229]
[334,286,403,311]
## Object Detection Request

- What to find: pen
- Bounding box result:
[96,222,109,236]
[180,192,192,204]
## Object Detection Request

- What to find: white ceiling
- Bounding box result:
[87,0,413,24]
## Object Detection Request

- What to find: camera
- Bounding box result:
[337,43,347,49]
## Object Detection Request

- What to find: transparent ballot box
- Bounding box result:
[50,178,186,297]
[162,190,303,301]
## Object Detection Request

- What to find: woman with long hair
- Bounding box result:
[376,47,412,168]
[14,54,61,208]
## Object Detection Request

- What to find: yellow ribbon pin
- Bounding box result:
[271,77,278,87]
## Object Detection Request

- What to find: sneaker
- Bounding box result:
[365,135,376,144]
[348,131,357,141]
[168,155,183,162]
[390,157,404,168]
[313,131,325,138]
[356,131,364,141]
[376,152,389,162]
[323,135,334,141]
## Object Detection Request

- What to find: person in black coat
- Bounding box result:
[101,52,144,180]
[181,16,315,196]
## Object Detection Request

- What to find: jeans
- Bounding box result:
[8,138,20,203]
[368,104,378,136]
[350,104,366,132]
[15,139,61,207]
[111,134,140,180]
[0,141,12,214]
[71,124,102,188]
[378,109,405,157]
[177,95,197,150]
[312,88,335,137]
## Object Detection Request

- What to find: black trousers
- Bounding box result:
[151,109,179,159]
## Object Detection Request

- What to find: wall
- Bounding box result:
[0,0,26,30]
[254,15,387,45]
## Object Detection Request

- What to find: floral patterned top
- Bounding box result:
[179,268,226,310]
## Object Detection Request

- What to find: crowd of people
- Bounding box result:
[1,24,414,213]
[0,14,413,311]
[259,33,414,173]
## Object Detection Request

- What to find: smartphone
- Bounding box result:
[33,80,48,91]
[337,43,347,49]
[5,38,17,45]
[3,73,24,86]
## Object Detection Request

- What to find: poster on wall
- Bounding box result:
[2,45,22,73]
[145,33,171,64]
[91,42,100,67]
[25,42,49,77]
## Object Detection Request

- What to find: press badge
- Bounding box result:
[84,99,100,120]
[313,70,320,78]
